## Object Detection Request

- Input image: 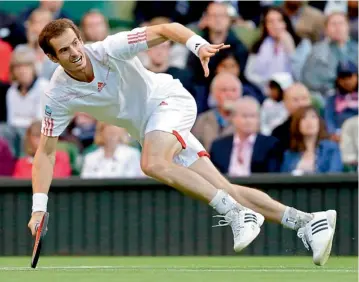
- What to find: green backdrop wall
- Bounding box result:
[0,174,357,256]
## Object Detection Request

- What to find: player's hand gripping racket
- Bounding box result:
[31,212,49,269]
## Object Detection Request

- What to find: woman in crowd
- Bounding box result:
[13,121,71,178]
[244,6,311,92]
[6,45,48,133]
[81,122,144,179]
[281,106,343,174]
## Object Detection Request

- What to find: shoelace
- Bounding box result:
[212,212,243,238]
[297,227,310,250]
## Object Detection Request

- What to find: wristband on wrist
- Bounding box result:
[32,193,48,213]
[186,35,209,57]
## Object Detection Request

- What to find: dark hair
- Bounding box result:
[290,106,329,152]
[252,6,301,54]
[39,18,82,57]
[268,80,284,101]
[212,50,241,73]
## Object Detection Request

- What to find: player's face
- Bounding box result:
[49,28,87,72]
[299,109,320,137]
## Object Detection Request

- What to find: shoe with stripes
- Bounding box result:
[297,210,337,266]
[213,209,265,252]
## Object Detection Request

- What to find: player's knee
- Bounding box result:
[141,157,168,178]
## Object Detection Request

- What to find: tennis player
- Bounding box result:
[28,19,336,265]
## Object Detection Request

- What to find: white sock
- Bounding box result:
[209,190,240,214]
[281,207,314,230]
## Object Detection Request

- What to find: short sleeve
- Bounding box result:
[41,94,72,137]
[103,27,148,60]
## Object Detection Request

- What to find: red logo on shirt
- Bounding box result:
[98,82,106,92]
[159,101,168,106]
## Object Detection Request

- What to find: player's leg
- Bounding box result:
[189,156,287,222]
[140,129,263,252]
[189,147,336,266]
[140,130,218,202]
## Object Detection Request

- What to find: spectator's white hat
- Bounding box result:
[269,72,294,91]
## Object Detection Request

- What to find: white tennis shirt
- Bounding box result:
[41,27,178,140]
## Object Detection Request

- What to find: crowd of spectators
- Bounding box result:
[0,0,357,179]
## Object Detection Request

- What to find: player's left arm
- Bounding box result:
[146,23,230,77]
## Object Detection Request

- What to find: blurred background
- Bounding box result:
[0,0,357,259]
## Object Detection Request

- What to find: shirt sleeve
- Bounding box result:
[103,27,148,60]
[41,93,72,137]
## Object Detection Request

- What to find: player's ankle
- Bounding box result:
[209,190,241,214]
[281,207,313,230]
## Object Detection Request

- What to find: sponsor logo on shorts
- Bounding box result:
[45,105,52,117]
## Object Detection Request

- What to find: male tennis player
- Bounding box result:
[28,19,336,265]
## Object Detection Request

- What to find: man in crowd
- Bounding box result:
[210,96,282,176]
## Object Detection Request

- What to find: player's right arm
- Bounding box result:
[28,134,58,236]
[28,91,72,236]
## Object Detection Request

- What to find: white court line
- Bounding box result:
[0,266,357,273]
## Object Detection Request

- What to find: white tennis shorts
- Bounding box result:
[143,82,209,167]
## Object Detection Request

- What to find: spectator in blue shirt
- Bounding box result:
[281,106,343,174]
[324,61,358,140]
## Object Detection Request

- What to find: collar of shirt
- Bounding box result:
[233,133,257,147]
[214,108,229,129]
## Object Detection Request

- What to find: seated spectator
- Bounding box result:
[187,2,248,85]
[0,137,15,176]
[210,96,282,176]
[192,73,242,151]
[281,106,343,174]
[146,41,195,95]
[324,61,358,139]
[261,72,293,136]
[17,0,68,32]
[6,45,49,133]
[13,121,71,179]
[18,8,54,76]
[282,1,325,42]
[80,10,109,43]
[81,122,143,179]
[340,116,358,171]
[244,6,311,91]
[0,39,12,82]
[272,83,312,151]
[210,49,265,104]
[302,12,358,93]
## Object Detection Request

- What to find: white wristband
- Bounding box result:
[32,193,48,213]
[186,35,209,57]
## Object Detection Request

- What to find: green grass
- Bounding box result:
[0,257,357,282]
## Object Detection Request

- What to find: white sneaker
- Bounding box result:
[213,209,265,252]
[297,210,337,266]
